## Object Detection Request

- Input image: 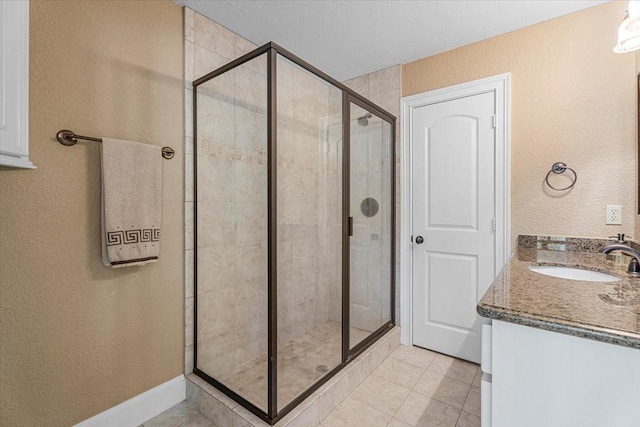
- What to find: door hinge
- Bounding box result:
[491,217,496,231]
[492,115,497,128]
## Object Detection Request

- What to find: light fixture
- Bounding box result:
[614,0,640,53]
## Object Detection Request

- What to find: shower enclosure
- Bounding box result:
[192,42,395,424]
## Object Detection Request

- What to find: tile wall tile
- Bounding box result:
[194,44,231,80]
[185,250,194,299]
[234,202,267,245]
[185,344,194,374]
[196,94,235,144]
[343,74,370,98]
[185,88,193,138]
[234,106,267,153]
[143,401,201,427]
[371,89,401,117]
[196,201,235,247]
[231,404,267,427]
[234,35,257,58]
[185,297,194,347]
[280,398,318,427]
[185,41,195,82]
[185,154,194,203]
[198,67,235,102]
[369,66,400,96]
[185,227,194,252]
[184,7,195,42]
[187,378,236,427]
[197,155,234,202]
[194,13,235,59]
[235,64,268,112]
[197,246,237,294]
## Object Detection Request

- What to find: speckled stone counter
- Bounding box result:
[477,236,640,349]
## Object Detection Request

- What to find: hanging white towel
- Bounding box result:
[101,138,162,268]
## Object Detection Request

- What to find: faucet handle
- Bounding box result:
[608,234,630,243]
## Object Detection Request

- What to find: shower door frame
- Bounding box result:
[192,42,396,425]
[343,93,397,359]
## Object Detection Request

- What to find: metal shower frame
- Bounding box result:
[192,42,396,425]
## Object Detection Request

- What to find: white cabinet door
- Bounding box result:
[0,0,34,169]
[480,373,492,427]
[492,320,640,427]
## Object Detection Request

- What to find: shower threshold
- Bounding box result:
[214,321,371,411]
[187,326,400,426]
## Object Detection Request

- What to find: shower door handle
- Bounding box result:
[348,217,354,237]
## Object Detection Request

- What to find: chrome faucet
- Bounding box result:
[599,242,640,274]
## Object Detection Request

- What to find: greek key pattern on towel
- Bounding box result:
[106,229,160,246]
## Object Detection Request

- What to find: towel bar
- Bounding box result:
[56,129,175,160]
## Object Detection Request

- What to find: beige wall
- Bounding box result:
[0,1,184,425]
[403,1,637,242]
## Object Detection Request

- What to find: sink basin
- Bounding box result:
[528,265,620,282]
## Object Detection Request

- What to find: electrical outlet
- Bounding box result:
[606,205,622,225]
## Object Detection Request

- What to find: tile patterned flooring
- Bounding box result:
[208,321,371,411]
[143,345,481,427]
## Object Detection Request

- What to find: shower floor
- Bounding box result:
[217,320,371,411]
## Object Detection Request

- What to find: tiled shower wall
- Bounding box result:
[276,57,343,345]
[184,6,403,375]
[184,9,341,377]
[184,8,266,375]
[193,49,270,381]
[348,107,394,335]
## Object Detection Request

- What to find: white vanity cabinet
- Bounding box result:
[482,320,640,427]
[0,1,34,169]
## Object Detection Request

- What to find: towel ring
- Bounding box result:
[545,162,577,191]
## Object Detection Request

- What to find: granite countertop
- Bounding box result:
[477,236,640,349]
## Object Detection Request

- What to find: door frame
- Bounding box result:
[399,73,511,346]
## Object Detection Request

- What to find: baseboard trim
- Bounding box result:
[74,375,186,427]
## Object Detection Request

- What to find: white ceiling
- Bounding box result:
[176,0,610,81]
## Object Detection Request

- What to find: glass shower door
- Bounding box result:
[348,100,394,350]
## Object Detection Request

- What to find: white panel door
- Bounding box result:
[412,91,496,363]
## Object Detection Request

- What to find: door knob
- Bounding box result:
[415,236,424,244]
